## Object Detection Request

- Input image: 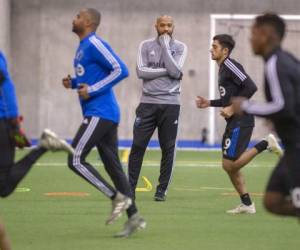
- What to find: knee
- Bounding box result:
[67,155,76,170]
[222,162,235,173]
[0,188,11,198]
[0,191,10,198]
[0,182,12,198]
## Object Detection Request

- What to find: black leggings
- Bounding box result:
[67,117,138,217]
[0,120,46,197]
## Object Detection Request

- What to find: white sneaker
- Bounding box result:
[226,203,256,214]
[115,213,146,238]
[266,134,283,157]
[39,129,74,154]
[106,192,132,225]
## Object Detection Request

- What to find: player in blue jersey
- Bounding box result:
[0,50,73,249]
[63,8,145,237]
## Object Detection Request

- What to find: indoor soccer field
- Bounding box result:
[0,150,299,250]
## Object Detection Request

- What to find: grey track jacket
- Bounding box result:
[136,35,187,104]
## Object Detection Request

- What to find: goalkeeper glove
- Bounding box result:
[9,116,31,149]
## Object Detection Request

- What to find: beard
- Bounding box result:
[72,24,83,34]
[157,30,173,37]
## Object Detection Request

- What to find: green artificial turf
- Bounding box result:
[0,150,299,250]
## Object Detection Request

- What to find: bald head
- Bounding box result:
[156,15,174,25]
[72,8,101,39]
[155,15,174,36]
[82,8,101,30]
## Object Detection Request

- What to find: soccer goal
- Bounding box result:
[208,14,300,145]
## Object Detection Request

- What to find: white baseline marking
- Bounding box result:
[173,187,235,192]
[34,161,273,168]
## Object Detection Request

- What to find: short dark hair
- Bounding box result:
[213,34,235,54]
[85,8,101,29]
[254,13,286,40]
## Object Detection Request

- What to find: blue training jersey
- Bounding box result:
[72,32,129,123]
[0,51,18,119]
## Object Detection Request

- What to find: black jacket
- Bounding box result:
[242,47,300,146]
[211,57,257,128]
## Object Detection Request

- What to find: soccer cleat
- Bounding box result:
[266,134,283,157]
[226,203,256,214]
[154,190,166,202]
[39,129,74,154]
[106,192,132,225]
[114,213,146,238]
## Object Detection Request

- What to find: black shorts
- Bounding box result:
[266,148,300,209]
[222,126,253,160]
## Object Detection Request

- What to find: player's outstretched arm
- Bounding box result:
[196,96,210,109]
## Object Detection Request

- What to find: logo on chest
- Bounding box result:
[148,49,164,68]
[150,50,155,57]
[76,50,84,61]
[219,86,226,97]
[76,64,85,76]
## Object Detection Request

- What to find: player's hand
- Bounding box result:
[159,33,171,46]
[9,116,31,149]
[196,96,210,109]
[220,105,234,118]
[231,97,247,115]
[78,84,90,100]
[62,75,72,89]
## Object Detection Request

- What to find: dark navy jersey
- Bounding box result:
[242,47,300,146]
[210,57,257,128]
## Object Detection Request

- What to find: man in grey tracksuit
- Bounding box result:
[127,15,187,202]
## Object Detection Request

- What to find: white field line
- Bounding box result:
[173,187,235,192]
[34,161,273,168]
[24,147,221,151]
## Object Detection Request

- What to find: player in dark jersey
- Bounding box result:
[233,13,300,218]
[196,34,282,214]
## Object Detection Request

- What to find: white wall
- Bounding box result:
[0,0,11,57]
[8,0,300,142]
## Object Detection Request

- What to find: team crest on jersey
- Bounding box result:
[150,50,155,57]
[76,50,84,61]
[219,86,226,97]
[76,64,85,76]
